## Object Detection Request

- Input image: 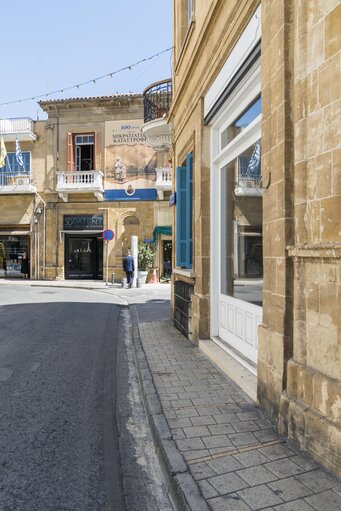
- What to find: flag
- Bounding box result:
[246,140,261,176]
[16,136,24,169]
[0,135,7,168]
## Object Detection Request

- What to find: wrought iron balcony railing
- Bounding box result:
[143,79,172,123]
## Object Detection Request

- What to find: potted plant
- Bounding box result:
[138,242,155,285]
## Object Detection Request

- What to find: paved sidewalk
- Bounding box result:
[132,320,341,511]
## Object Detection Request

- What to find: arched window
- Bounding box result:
[123,216,139,226]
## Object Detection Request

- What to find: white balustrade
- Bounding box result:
[155,168,172,188]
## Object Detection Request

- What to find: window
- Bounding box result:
[221,96,261,150]
[67,133,95,171]
[176,153,193,269]
[0,152,30,173]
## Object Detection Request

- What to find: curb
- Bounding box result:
[131,322,210,511]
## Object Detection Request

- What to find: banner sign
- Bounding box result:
[63,215,103,230]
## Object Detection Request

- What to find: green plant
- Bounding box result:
[138,242,155,271]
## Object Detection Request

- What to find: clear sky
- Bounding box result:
[1,0,172,120]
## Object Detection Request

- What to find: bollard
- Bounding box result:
[122,277,127,288]
[111,272,115,285]
[136,278,142,288]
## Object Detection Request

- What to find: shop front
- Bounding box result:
[0,232,31,278]
[62,215,103,280]
[206,8,262,370]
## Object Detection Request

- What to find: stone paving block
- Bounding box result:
[168,417,192,429]
[176,437,206,451]
[172,428,186,440]
[207,455,243,475]
[305,489,341,511]
[219,404,244,413]
[198,406,222,416]
[175,408,199,418]
[229,432,258,447]
[192,397,216,406]
[164,409,177,419]
[170,398,193,408]
[209,446,236,456]
[208,472,249,494]
[290,454,320,471]
[189,461,217,480]
[237,484,283,510]
[214,413,239,424]
[209,494,252,510]
[265,458,306,478]
[208,423,235,436]
[236,411,262,421]
[174,472,211,511]
[296,469,339,492]
[255,418,273,429]
[237,465,278,486]
[253,429,279,443]
[272,501,315,510]
[267,476,313,501]
[190,415,217,427]
[177,391,200,400]
[183,425,211,438]
[183,449,210,462]
[198,479,219,499]
[203,434,232,449]
[232,421,260,433]
[232,450,269,468]
[259,443,295,461]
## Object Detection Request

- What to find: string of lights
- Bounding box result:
[0,47,173,107]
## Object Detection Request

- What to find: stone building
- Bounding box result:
[170,0,340,475]
[0,90,173,283]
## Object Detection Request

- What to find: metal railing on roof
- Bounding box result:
[143,79,172,123]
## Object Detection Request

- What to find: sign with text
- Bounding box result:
[63,215,103,231]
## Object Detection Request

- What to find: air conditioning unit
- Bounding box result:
[14,176,30,185]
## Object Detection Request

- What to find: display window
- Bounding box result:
[0,235,30,278]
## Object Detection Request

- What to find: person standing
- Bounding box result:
[21,252,30,279]
[123,249,134,288]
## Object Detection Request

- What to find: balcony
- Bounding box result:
[235,176,262,197]
[0,172,36,194]
[155,168,172,199]
[0,118,37,142]
[141,79,172,152]
[56,170,104,202]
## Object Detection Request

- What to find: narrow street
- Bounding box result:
[0,285,172,511]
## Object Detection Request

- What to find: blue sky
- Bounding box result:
[1,0,172,120]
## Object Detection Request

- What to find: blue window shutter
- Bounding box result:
[176,165,187,266]
[185,153,193,269]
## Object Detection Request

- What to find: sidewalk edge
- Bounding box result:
[131,323,210,511]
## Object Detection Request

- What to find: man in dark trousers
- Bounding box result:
[123,249,135,288]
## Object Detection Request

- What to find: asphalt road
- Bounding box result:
[0,285,172,511]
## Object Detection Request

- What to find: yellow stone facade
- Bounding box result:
[171,0,340,475]
[0,94,172,283]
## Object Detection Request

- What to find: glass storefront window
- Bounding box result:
[220,140,263,306]
[221,96,261,150]
[0,235,30,278]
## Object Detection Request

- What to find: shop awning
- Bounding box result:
[153,226,172,243]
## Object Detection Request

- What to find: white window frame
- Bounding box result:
[209,60,262,358]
